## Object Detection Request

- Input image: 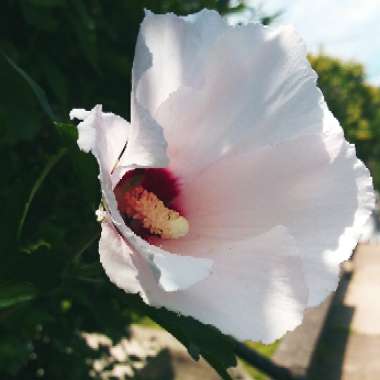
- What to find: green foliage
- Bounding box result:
[128,297,237,380]
[0,283,37,309]
[0,1,245,379]
[242,340,280,380]
[310,54,380,188]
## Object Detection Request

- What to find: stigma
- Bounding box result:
[122,185,189,239]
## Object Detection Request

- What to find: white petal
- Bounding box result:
[70,103,168,188]
[69,108,90,121]
[137,226,308,342]
[142,10,374,306]
[149,250,212,292]
[133,9,225,114]
[176,130,373,307]
[99,220,212,294]
[113,97,169,184]
[99,221,142,294]
[70,105,130,177]
[149,15,324,179]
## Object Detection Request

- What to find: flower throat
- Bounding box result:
[114,169,189,239]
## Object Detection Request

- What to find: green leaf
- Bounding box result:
[20,239,51,255]
[27,0,66,7]
[123,294,238,378]
[133,298,237,380]
[54,121,78,145]
[20,1,60,31]
[1,52,57,121]
[0,53,46,143]
[39,57,69,106]
[0,335,33,375]
[0,283,37,309]
[17,147,67,240]
[69,0,98,69]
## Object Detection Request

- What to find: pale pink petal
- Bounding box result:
[142,13,323,178]
[113,97,169,185]
[170,130,373,307]
[99,221,142,294]
[139,10,374,306]
[70,105,129,177]
[70,104,168,188]
[133,9,225,114]
[99,220,212,294]
[134,226,308,342]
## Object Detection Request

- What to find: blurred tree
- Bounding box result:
[310,54,380,189]
[0,1,244,379]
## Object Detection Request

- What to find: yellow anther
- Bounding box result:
[123,186,189,239]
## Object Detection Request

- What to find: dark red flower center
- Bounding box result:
[114,168,186,239]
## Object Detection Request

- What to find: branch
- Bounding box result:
[233,340,304,380]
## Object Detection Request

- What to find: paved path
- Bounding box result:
[272,296,332,377]
[275,244,380,380]
[85,325,251,380]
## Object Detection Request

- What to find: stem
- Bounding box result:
[17,147,67,241]
[233,340,304,380]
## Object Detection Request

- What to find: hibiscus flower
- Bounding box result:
[70,10,374,342]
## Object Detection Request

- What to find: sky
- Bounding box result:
[229,0,380,85]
